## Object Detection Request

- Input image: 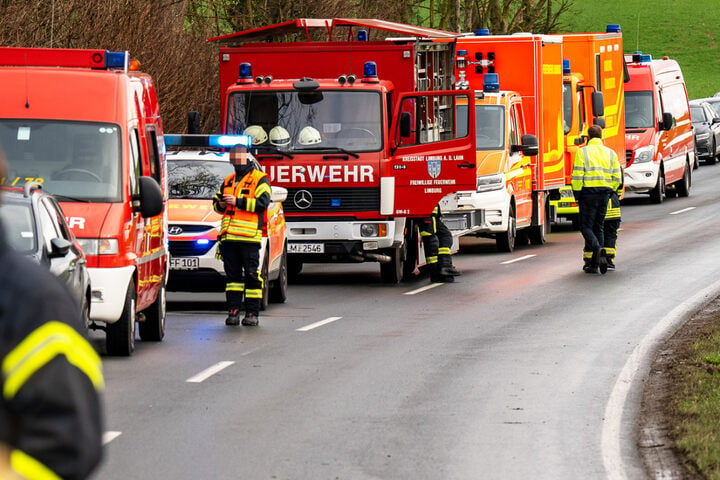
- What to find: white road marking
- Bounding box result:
[501,254,536,265]
[670,207,696,215]
[186,361,235,383]
[602,277,720,479]
[404,283,444,295]
[296,317,342,332]
[103,431,122,445]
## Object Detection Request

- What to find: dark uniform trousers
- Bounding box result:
[418,205,453,276]
[220,240,261,315]
[578,189,611,266]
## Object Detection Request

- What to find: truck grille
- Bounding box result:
[169,240,217,256]
[283,187,379,214]
[626,150,633,167]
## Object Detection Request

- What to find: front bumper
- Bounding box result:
[442,188,507,234]
[624,161,660,192]
[88,266,134,323]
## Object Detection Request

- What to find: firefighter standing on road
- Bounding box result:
[571,125,622,274]
[419,204,461,283]
[603,174,623,270]
[213,144,271,326]
[0,152,104,480]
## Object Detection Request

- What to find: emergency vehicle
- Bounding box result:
[210,19,478,283]
[624,52,694,203]
[165,134,288,307]
[0,47,167,356]
[549,25,627,227]
[439,33,564,252]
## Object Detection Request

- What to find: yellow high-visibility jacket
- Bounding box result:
[571,138,622,193]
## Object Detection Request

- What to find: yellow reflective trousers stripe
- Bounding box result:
[3,321,103,400]
[11,450,61,480]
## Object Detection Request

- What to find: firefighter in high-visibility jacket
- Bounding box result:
[213,145,271,326]
[418,204,461,283]
[571,125,622,274]
[0,152,104,480]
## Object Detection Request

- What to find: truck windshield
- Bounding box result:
[625,91,655,129]
[456,104,505,150]
[0,120,122,202]
[227,90,383,153]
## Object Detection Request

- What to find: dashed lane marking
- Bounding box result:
[670,207,696,215]
[296,317,342,332]
[501,254,536,265]
[103,431,122,445]
[186,361,235,383]
[404,283,444,295]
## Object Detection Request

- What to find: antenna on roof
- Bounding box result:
[636,12,640,52]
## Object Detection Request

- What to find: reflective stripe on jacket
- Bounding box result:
[214,169,271,243]
[605,192,621,220]
[571,138,622,192]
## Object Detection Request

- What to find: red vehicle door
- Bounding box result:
[388,91,477,217]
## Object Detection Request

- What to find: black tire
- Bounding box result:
[714,140,719,164]
[496,205,516,252]
[139,275,166,342]
[260,250,269,311]
[649,170,665,204]
[380,244,405,284]
[81,291,91,333]
[676,162,691,197]
[269,244,288,304]
[288,256,303,282]
[107,279,136,356]
[528,200,549,246]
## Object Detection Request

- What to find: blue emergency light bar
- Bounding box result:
[606,24,621,33]
[239,62,253,79]
[105,51,127,68]
[165,134,253,148]
[483,73,500,92]
[475,28,490,36]
[563,59,571,75]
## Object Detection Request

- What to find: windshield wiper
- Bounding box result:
[293,147,360,159]
[52,194,90,203]
[255,148,294,160]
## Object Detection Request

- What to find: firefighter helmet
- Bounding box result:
[243,125,268,145]
[298,126,322,145]
[269,126,291,146]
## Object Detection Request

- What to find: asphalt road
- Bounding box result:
[91,163,720,480]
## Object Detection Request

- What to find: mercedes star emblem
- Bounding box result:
[293,190,313,210]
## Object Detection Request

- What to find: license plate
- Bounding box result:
[288,243,324,254]
[170,257,199,270]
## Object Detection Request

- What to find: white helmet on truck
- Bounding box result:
[298,126,322,145]
[243,125,268,145]
[269,126,291,146]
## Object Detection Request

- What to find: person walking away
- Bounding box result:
[213,145,271,326]
[603,173,623,270]
[418,204,461,283]
[0,150,104,480]
[571,125,622,274]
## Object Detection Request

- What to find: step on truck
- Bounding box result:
[210,18,478,283]
[0,48,168,356]
[439,33,565,252]
[549,25,627,227]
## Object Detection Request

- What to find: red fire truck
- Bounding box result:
[210,19,478,283]
[0,48,167,356]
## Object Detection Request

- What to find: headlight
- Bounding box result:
[632,145,655,164]
[696,133,710,141]
[476,173,504,193]
[77,238,119,255]
[360,223,387,238]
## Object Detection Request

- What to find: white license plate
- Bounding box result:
[170,257,199,270]
[288,243,325,254]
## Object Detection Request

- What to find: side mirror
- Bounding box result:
[137,176,164,218]
[271,186,288,203]
[593,117,606,128]
[400,112,412,138]
[712,117,720,124]
[591,91,605,117]
[49,237,72,257]
[660,112,674,131]
[519,134,539,157]
[574,136,585,146]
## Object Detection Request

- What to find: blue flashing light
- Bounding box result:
[483,73,500,92]
[357,29,368,41]
[457,49,467,56]
[562,59,571,75]
[330,198,341,208]
[363,61,378,78]
[238,62,252,79]
[606,24,621,33]
[164,134,252,148]
[640,54,652,62]
[475,28,490,36]
[211,135,253,148]
[633,50,642,55]
[105,50,127,68]
[196,239,210,246]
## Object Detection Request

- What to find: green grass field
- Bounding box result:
[562,0,720,99]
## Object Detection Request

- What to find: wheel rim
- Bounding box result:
[129,297,136,351]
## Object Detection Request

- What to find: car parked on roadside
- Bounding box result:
[0,182,91,329]
[689,100,720,164]
[166,136,289,308]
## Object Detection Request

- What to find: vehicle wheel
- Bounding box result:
[106,279,136,356]
[713,140,719,164]
[288,257,303,282]
[139,275,166,342]
[81,291,91,332]
[269,244,288,304]
[380,243,405,284]
[496,205,516,252]
[649,171,665,204]
[676,162,691,197]
[528,201,549,246]
[260,250,269,311]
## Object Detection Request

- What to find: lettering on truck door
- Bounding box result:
[389,92,477,217]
